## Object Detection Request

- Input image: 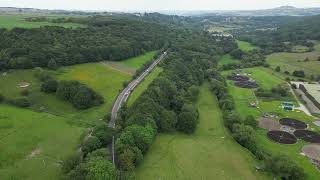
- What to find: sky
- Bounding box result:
[1,0,320,11]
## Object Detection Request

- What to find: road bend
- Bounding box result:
[108,51,167,164]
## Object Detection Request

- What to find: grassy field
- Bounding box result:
[118,51,158,69]
[237,40,258,52]
[266,42,320,78]
[127,67,162,106]
[134,83,268,179]
[0,104,82,180]
[224,67,320,179]
[0,14,85,29]
[218,54,240,67]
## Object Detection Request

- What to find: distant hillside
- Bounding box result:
[186,6,320,17]
[239,14,320,52]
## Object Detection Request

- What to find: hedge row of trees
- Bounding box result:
[0,16,174,70]
[36,70,104,109]
[62,122,116,179]
[207,69,305,179]
[221,48,267,70]
[113,30,236,173]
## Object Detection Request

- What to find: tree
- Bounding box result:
[20,89,29,96]
[230,48,244,59]
[0,93,4,103]
[85,157,116,180]
[62,152,82,174]
[232,123,256,151]
[177,112,198,134]
[47,59,59,70]
[292,70,305,78]
[10,97,31,107]
[81,136,102,155]
[244,115,258,128]
[86,148,110,160]
[275,66,281,72]
[92,123,114,146]
[160,110,177,132]
[41,79,58,93]
[265,155,305,180]
[318,56,320,61]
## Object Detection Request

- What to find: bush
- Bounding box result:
[62,152,82,174]
[275,66,281,72]
[41,79,58,93]
[85,148,110,160]
[20,89,30,96]
[10,97,31,107]
[85,157,116,180]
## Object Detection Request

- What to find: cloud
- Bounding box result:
[1,0,320,11]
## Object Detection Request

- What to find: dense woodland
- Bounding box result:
[238,15,320,53]
[0,16,173,70]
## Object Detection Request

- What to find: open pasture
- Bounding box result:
[237,40,258,52]
[0,14,85,29]
[134,83,267,180]
[0,105,82,180]
[266,42,320,78]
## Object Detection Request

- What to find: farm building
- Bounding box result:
[294,82,320,110]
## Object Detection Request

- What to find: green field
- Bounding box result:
[0,104,82,180]
[224,67,320,179]
[134,83,267,179]
[266,42,320,78]
[237,40,258,52]
[218,54,240,67]
[118,51,158,69]
[0,14,85,29]
[127,67,162,106]
[0,60,134,179]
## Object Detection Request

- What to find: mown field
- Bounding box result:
[0,105,82,180]
[0,51,160,179]
[118,51,158,69]
[218,54,240,67]
[134,83,268,179]
[237,40,258,52]
[266,42,320,78]
[0,14,85,29]
[223,67,320,179]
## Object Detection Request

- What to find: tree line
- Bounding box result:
[113,29,236,176]
[207,69,305,180]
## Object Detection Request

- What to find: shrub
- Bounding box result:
[62,152,82,174]
[244,115,258,128]
[10,97,31,107]
[20,89,30,96]
[85,148,110,160]
[85,157,116,180]
[159,110,177,132]
[275,66,281,72]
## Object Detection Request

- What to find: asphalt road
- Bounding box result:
[109,51,167,164]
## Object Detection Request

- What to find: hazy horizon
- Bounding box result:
[1,0,320,12]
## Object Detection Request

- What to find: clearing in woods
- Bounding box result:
[0,14,85,29]
[134,82,267,180]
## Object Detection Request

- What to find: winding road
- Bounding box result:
[108,51,167,164]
